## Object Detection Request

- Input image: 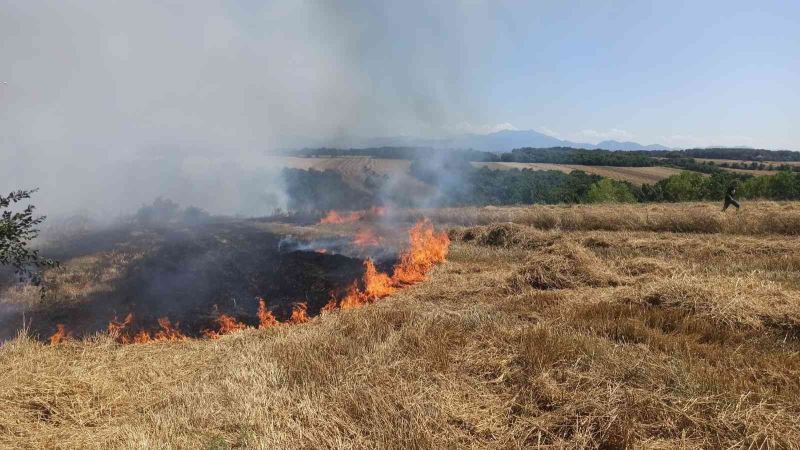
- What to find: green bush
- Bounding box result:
[586,179,636,203]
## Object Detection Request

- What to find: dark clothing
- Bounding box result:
[723,196,740,211]
[723,187,739,211]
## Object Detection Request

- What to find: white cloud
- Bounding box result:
[579,128,634,142]
[535,126,562,139]
[446,122,517,135]
[661,134,756,149]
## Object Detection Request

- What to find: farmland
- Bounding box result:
[1,202,799,448]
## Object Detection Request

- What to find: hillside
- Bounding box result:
[473,162,685,186]
[301,129,669,152]
[1,202,799,448]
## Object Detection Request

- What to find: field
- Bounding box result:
[2,202,800,448]
[274,156,685,186]
[693,158,800,176]
[695,158,800,167]
[473,162,685,186]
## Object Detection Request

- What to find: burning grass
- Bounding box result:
[2,202,800,448]
[39,219,449,344]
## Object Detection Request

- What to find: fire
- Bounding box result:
[353,227,382,247]
[391,220,450,285]
[336,259,395,309]
[319,210,362,224]
[49,324,71,345]
[257,298,279,328]
[319,206,386,224]
[105,313,187,343]
[286,303,309,324]
[47,219,449,346]
[107,313,134,342]
[203,313,248,339]
[320,220,448,311]
[153,318,187,341]
[321,297,337,313]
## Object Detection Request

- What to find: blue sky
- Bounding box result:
[471,1,800,149]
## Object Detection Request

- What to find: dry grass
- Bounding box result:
[409,201,800,235]
[2,202,800,449]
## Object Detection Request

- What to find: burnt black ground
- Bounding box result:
[1,219,395,340]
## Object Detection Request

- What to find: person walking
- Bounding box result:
[722,184,740,211]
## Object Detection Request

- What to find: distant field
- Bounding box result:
[273,156,685,186]
[695,158,800,167]
[693,158,797,176]
[473,161,685,185]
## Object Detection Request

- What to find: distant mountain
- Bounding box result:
[310,129,670,152]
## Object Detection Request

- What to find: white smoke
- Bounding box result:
[0,1,497,217]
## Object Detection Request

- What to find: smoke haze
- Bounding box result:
[1,1,496,217]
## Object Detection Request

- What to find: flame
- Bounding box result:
[257,298,279,328]
[48,219,449,345]
[49,324,71,345]
[133,329,151,344]
[203,313,248,339]
[320,210,362,224]
[321,297,337,313]
[353,227,382,247]
[338,259,396,309]
[314,248,328,254]
[286,303,309,324]
[326,220,448,311]
[107,313,135,342]
[319,207,386,224]
[153,318,187,341]
[391,220,450,285]
[105,313,187,343]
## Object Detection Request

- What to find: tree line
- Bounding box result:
[282,165,800,212]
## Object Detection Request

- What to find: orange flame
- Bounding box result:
[153,318,187,341]
[320,210,362,224]
[338,258,397,309]
[107,313,135,343]
[353,227,382,247]
[286,303,309,324]
[321,297,337,313]
[203,313,248,339]
[257,298,279,328]
[48,219,448,345]
[329,220,448,311]
[392,220,450,285]
[49,324,71,345]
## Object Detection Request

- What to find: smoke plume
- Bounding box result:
[1,1,497,217]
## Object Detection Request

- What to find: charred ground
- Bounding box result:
[0,219,397,341]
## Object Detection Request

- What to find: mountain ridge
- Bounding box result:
[309,129,671,152]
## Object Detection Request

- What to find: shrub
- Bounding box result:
[586,179,636,203]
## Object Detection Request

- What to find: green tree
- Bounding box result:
[586,178,636,203]
[0,189,58,285]
[662,171,705,201]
